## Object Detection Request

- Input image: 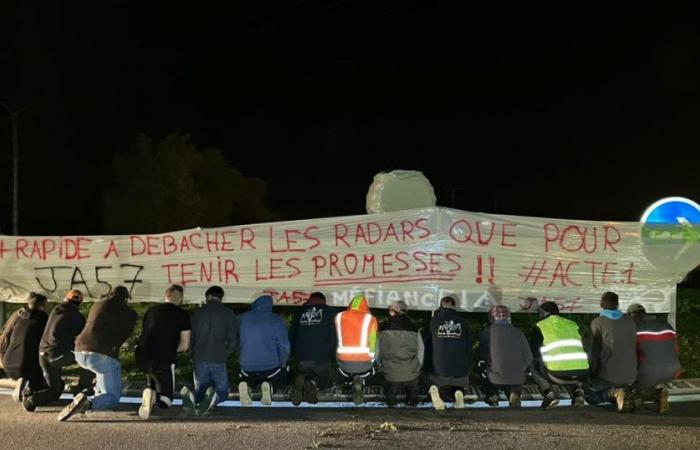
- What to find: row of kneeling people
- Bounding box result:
[0,286,680,420]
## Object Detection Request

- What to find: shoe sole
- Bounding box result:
[509,394,521,409]
[12,378,23,403]
[57,393,85,422]
[261,382,272,406]
[352,378,363,405]
[573,396,585,407]
[179,387,196,416]
[429,386,445,411]
[454,390,465,409]
[659,389,670,414]
[239,382,252,406]
[291,376,304,406]
[544,398,560,409]
[139,389,154,420]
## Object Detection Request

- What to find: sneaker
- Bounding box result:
[428,385,445,411]
[291,375,305,406]
[509,391,521,409]
[352,375,364,406]
[454,390,465,409]
[541,390,559,410]
[485,394,499,407]
[196,387,218,416]
[261,382,272,406]
[138,388,156,420]
[180,386,196,416]
[303,379,319,404]
[57,393,92,422]
[657,388,670,414]
[22,392,36,412]
[613,387,633,413]
[572,388,585,407]
[239,382,252,406]
[12,377,25,403]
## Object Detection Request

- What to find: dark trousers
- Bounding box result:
[33,352,93,406]
[583,378,629,405]
[429,373,469,402]
[240,367,287,391]
[480,366,521,398]
[386,379,419,404]
[146,361,176,407]
[529,361,582,397]
[297,360,335,390]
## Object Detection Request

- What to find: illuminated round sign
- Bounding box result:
[640,197,700,270]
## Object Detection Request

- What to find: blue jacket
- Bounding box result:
[239,295,290,372]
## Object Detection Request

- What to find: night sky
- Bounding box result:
[1,2,699,236]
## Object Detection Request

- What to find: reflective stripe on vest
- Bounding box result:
[536,315,589,372]
[336,311,375,360]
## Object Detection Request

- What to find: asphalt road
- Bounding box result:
[1,395,699,449]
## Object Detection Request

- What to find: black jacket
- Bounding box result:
[290,299,338,363]
[191,301,239,364]
[0,307,48,381]
[39,301,85,356]
[75,291,137,358]
[424,307,472,378]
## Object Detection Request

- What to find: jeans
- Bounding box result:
[74,351,122,410]
[193,362,229,404]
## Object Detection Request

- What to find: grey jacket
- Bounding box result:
[377,315,424,383]
[191,301,239,364]
[589,315,637,385]
[479,323,533,386]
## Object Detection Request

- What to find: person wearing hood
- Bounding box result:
[181,285,238,416]
[583,291,637,413]
[377,300,423,407]
[478,305,532,408]
[0,292,48,405]
[335,294,378,405]
[59,286,137,421]
[529,301,589,409]
[238,294,290,406]
[627,303,680,414]
[23,290,93,412]
[424,296,471,410]
[289,292,337,406]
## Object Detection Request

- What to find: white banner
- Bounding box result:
[1,207,698,313]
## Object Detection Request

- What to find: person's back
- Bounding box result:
[2,300,48,384]
[239,295,289,372]
[379,311,422,383]
[238,295,289,406]
[40,300,85,357]
[75,289,138,358]
[428,306,471,378]
[634,314,680,388]
[191,301,238,364]
[482,323,532,386]
[589,314,637,386]
[289,293,337,406]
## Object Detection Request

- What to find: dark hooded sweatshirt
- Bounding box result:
[1,307,48,381]
[424,307,472,378]
[239,295,290,372]
[40,301,85,356]
[378,314,424,383]
[191,300,238,364]
[290,297,337,363]
[75,290,137,359]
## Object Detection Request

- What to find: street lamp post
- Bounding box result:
[0,101,23,236]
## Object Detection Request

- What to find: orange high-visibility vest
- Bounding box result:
[335,295,378,363]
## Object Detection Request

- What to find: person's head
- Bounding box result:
[626,303,646,321]
[388,300,408,317]
[489,305,511,324]
[164,284,184,305]
[27,292,48,312]
[65,289,84,306]
[601,291,619,310]
[440,296,457,310]
[205,285,224,303]
[305,292,326,305]
[538,301,559,319]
